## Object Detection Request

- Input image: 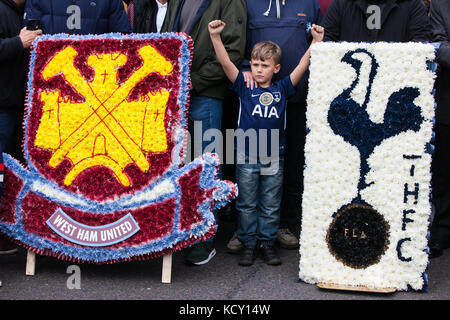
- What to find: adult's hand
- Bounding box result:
[243,70,258,90]
[19,27,42,49]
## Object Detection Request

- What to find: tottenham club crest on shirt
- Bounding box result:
[232,72,295,156]
[251,92,282,119]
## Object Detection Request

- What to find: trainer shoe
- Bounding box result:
[238,246,256,266]
[186,242,216,266]
[276,228,299,249]
[226,232,243,254]
[260,245,281,266]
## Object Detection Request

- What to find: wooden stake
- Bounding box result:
[25,250,36,276]
[161,253,172,284]
[317,283,396,293]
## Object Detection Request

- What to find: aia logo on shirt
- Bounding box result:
[251,104,280,119]
[251,92,281,119]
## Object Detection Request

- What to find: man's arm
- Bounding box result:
[321,0,342,41]
[0,27,23,62]
[0,23,41,63]
[190,0,246,93]
[430,0,450,69]
[209,20,239,83]
[407,0,432,42]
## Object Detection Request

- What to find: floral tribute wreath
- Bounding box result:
[0,33,236,263]
[299,42,436,291]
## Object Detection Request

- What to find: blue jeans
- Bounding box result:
[188,96,223,243]
[188,96,223,159]
[236,154,284,247]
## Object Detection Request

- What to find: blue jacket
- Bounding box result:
[242,0,321,103]
[24,0,132,35]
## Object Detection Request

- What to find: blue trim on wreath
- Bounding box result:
[0,159,224,262]
[0,155,223,262]
[0,33,234,263]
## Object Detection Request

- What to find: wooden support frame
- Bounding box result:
[318,283,396,293]
[26,250,36,276]
[24,250,174,283]
[161,253,172,284]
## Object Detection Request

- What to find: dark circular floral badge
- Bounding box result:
[326,204,390,269]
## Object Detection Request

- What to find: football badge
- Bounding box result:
[0,34,236,263]
[259,92,274,106]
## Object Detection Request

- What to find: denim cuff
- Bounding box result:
[259,240,276,248]
[238,236,257,248]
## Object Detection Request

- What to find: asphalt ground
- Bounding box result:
[0,212,449,314]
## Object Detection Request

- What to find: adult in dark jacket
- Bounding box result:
[133,0,168,33]
[429,0,450,258]
[162,0,247,266]
[24,0,132,35]
[322,0,432,42]
[0,0,42,254]
[226,0,322,254]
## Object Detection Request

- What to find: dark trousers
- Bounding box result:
[431,123,450,246]
[0,108,24,163]
[280,100,307,229]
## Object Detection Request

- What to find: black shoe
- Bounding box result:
[239,246,256,266]
[429,241,444,259]
[260,245,281,265]
[185,242,216,265]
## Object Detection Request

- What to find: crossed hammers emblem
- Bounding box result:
[35,45,174,187]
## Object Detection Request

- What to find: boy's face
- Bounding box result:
[250,58,280,87]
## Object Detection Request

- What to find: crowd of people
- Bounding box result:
[0,0,449,269]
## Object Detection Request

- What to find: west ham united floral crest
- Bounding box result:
[0,33,236,263]
[299,42,436,291]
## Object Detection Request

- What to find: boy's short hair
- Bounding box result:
[251,41,282,65]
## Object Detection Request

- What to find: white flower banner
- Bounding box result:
[299,42,436,291]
